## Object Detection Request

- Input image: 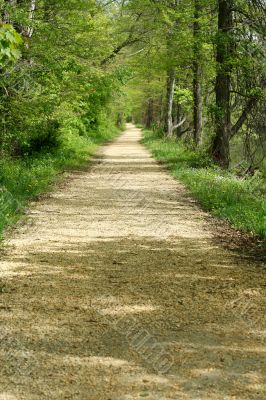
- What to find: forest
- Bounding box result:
[0,0,265,237]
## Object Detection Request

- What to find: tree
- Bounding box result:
[0,0,132,156]
[192,0,202,145]
[211,0,234,169]
[0,0,264,172]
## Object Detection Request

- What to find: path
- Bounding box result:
[0,124,265,399]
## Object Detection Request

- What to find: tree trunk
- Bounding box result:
[212,0,233,169]
[165,68,175,137]
[158,95,164,129]
[27,0,36,38]
[174,103,181,137]
[145,98,154,129]
[193,0,203,146]
[164,6,179,137]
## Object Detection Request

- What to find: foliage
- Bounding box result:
[123,0,265,170]
[0,0,129,156]
[0,23,22,66]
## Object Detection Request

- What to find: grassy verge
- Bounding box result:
[142,129,266,239]
[0,125,120,237]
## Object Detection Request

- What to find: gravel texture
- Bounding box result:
[0,124,265,399]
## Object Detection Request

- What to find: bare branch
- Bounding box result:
[173,117,186,131]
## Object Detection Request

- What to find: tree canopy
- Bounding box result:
[0,0,265,170]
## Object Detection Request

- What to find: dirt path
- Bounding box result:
[0,124,265,400]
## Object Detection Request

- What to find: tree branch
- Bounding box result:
[231,96,259,138]
[100,37,140,66]
[173,117,186,130]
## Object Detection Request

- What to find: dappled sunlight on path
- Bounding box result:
[0,125,265,399]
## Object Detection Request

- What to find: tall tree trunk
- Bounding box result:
[27,0,36,38]
[164,19,177,137]
[145,98,154,129]
[193,0,203,146]
[174,103,182,137]
[212,0,233,169]
[165,68,175,137]
[159,94,164,129]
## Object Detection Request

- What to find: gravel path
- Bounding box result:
[0,124,265,399]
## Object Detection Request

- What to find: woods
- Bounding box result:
[0,0,125,156]
[0,0,265,236]
[122,0,265,171]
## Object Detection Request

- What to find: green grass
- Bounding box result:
[142,129,266,239]
[0,125,119,237]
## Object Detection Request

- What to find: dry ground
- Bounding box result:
[0,124,265,400]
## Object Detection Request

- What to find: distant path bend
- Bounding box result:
[0,124,265,399]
